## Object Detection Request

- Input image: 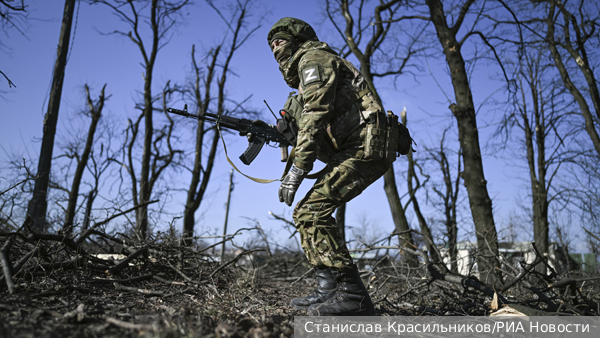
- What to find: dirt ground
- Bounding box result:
[0,249,435,338]
[1,235,598,338]
[0,258,305,337]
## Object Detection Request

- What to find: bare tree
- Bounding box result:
[25,0,76,232]
[536,1,600,254]
[62,84,108,236]
[540,0,600,157]
[325,0,427,267]
[422,127,463,271]
[79,137,115,235]
[421,0,506,284]
[181,0,261,245]
[505,45,580,273]
[489,0,600,276]
[92,0,189,240]
[404,109,442,265]
[492,0,600,257]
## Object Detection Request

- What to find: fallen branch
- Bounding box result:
[268,211,298,239]
[165,259,193,282]
[77,229,125,246]
[427,264,507,303]
[75,200,159,245]
[497,256,544,292]
[1,246,41,285]
[152,275,185,285]
[63,303,86,322]
[206,249,264,280]
[244,218,272,257]
[108,246,147,274]
[195,227,257,254]
[26,233,109,265]
[290,267,314,286]
[546,276,600,290]
[84,274,154,284]
[106,317,156,331]
[0,232,28,240]
[114,282,165,296]
[531,242,557,279]
[35,256,111,271]
[527,286,559,312]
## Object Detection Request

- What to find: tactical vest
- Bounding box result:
[328,57,414,159]
[282,57,412,162]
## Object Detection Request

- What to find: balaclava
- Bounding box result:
[267,17,319,88]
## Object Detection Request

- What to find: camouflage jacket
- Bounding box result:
[282,41,383,171]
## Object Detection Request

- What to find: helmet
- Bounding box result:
[267,17,319,47]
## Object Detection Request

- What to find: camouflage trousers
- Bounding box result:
[292,145,392,269]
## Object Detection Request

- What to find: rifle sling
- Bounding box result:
[217,126,327,184]
[282,147,328,180]
[218,127,280,183]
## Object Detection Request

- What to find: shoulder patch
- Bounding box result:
[300,64,322,86]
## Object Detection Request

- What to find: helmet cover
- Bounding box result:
[267,17,318,47]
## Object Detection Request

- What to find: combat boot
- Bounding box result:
[307,265,375,316]
[290,266,337,310]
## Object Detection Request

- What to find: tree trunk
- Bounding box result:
[182,45,220,245]
[135,0,160,240]
[521,70,550,275]
[81,189,95,233]
[182,129,219,243]
[221,169,234,261]
[426,0,501,285]
[181,1,253,245]
[404,110,440,264]
[438,140,461,273]
[64,84,106,236]
[383,167,419,267]
[26,0,76,232]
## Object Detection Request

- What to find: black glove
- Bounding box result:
[278,165,307,206]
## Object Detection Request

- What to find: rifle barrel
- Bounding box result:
[166,108,220,123]
[166,107,289,145]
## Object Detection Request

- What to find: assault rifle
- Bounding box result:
[166,104,297,165]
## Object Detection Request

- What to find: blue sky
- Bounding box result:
[1,0,587,252]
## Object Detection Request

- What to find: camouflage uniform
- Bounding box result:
[270,19,393,270]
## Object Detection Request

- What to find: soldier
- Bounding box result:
[268,17,397,316]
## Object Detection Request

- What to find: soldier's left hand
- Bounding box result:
[278,165,307,206]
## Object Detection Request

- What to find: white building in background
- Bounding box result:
[439,241,596,276]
